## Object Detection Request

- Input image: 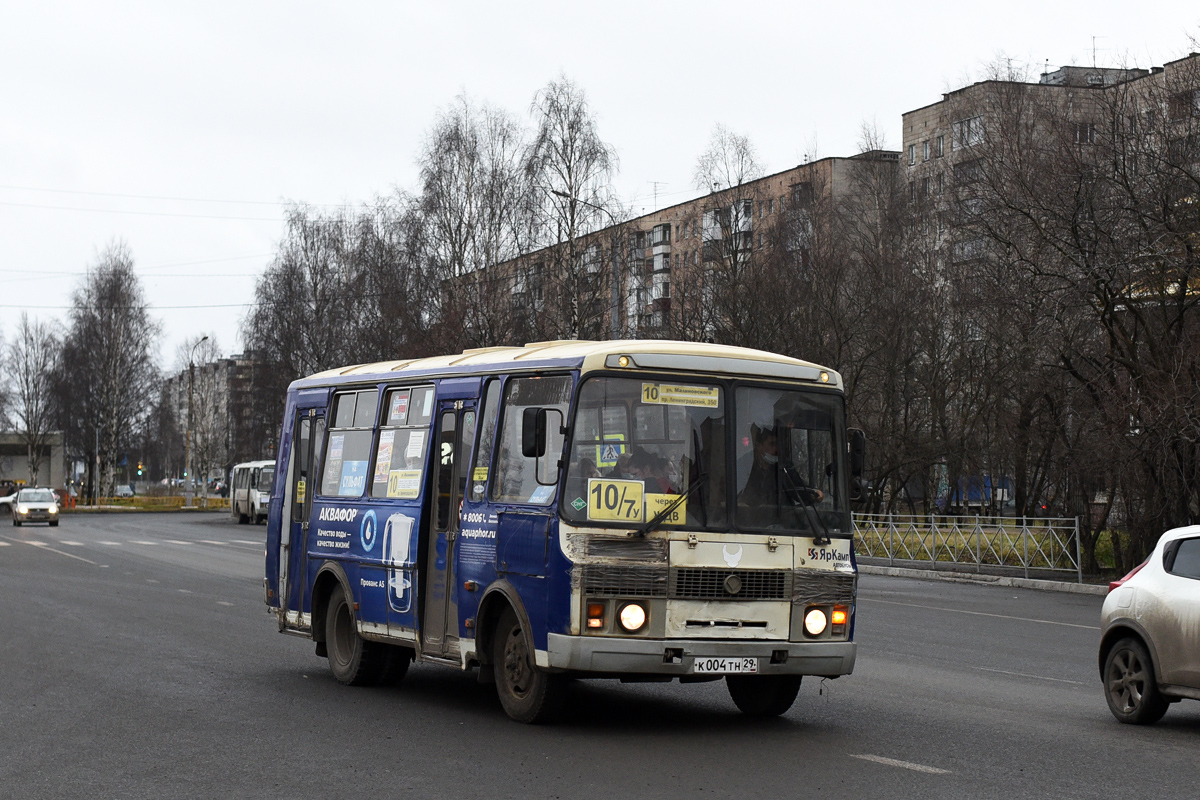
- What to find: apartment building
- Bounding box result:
[899,54,1200,262]
[496,150,901,340]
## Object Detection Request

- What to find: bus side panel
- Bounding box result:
[491,509,553,651]
[456,503,498,642]
[307,502,392,629]
[544,519,574,640]
[264,397,297,609]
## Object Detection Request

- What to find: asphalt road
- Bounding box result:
[1,513,1196,799]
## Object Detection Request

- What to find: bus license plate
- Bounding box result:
[692,657,758,674]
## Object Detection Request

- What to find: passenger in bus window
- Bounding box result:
[629,450,673,493]
[575,456,599,479]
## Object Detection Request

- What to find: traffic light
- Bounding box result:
[137,462,144,476]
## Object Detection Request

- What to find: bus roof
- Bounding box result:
[293,340,842,390]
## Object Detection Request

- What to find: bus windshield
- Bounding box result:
[734,385,848,534]
[562,376,727,529]
[561,376,848,535]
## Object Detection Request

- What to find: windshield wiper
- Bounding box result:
[779,466,832,545]
[634,474,709,537]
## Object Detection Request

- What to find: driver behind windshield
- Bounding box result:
[738,426,823,527]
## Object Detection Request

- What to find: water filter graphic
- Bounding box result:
[383,512,415,612]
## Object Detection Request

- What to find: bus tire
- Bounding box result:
[238,511,249,525]
[380,645,414,685]
[726,675,802,717]
[325,584,385,686]
[493,607,565,723]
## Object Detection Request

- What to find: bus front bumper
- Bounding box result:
[546,634,855,677]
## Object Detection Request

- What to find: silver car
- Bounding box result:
[12,487,60,527]
[1100,525,1200,723]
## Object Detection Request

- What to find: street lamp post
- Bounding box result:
[184,336,208,508]
[551,190,623,339]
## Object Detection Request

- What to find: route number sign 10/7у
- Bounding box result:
[587,478,644,522]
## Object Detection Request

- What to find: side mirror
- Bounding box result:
[849,428,866,501]
[522,407,548,458]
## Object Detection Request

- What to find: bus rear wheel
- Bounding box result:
[726,675,802,716]
[325,584,385,686]
[493,607,565,723]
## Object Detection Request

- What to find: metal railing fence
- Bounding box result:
[853,513,1082,583]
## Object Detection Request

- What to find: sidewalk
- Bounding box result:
[858,563,1109,596]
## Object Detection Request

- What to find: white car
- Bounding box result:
[1100,525,1200,723]
[12,487,60,527]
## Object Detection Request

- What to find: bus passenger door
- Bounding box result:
[284,409,324,620]
[422,402,476,658]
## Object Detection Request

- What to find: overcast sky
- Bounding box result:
[4,1,1197,372]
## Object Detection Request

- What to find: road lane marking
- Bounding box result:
[859,597,1100,630]
[61,541,84,546]
[230,539,262,546]
[217,601,234,607]
[99,541,122,546]
[849,754,950,775]
[131,540,158,545]
[200,540,225,545]
[0,535,99,565]
[178,589,193,594]
[0,541,9,546]
[164,540,191,545]
[973,667,1085,685]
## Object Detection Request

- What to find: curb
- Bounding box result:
[65,506,229,515]
[858,564,1109,596]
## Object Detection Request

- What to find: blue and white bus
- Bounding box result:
[265,340,864,722]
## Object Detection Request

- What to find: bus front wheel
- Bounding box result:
[493,607,565,723]
[325,584,385,686]
[726,675,802,716]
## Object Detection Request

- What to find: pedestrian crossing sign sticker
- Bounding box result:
[595,434,626,468]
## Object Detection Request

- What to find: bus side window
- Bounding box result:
[491,375,572,504]
[291,419,311,523]
[320,391,376,498]
[469,379,501,502]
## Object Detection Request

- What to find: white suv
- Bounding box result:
[1100,525,1200,723]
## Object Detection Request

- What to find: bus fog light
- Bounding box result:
[804,607,828,636]
[587,603,605,629]
[618,603,647,632]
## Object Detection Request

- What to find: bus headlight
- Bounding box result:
[618,603,647,632]
[804,607,828,636]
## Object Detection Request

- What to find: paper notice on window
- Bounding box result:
[387,469,422,499]
[641,383,719,408]
[646,493,686,525]
[406,430,426,459]
[374,430,395,482]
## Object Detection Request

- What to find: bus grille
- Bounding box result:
[669,568,791,600]
[579,565,668,597]
[792,571,856,604]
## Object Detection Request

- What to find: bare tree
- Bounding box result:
[4,314,60,485]
[693,124,764,194]
[523,76,621,339]
[53,241,161,500]
[175,335,228,501]
[418,96,534,348]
